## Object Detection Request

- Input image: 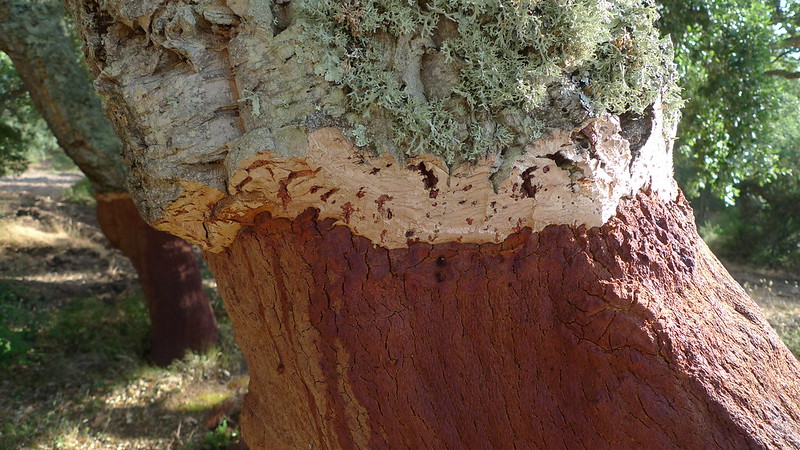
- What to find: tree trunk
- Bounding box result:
[0,0,217,365]
[66,0,800,447]
[96,193,218,366]
[205,192,800,449]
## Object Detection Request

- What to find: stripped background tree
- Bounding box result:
[0,0,218,366]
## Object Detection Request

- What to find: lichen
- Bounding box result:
[289,0,680,167]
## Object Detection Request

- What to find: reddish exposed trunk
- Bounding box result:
[97,194,218,366]
[206,192,800,448]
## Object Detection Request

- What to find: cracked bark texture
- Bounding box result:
[64,0,800,446]
[0,0,217,365]
[206,192,800,449]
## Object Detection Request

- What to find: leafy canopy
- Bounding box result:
[659,0,800,202]
[0,52,57,176]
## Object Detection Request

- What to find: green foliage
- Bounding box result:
[295,0,680,164]
[191,419,240,450]
[0,281,36,367]
[697,80,800,268]
[660,1,800,268]
[0,52,59,176]
[659,0,799,202]
[60,177,96,206]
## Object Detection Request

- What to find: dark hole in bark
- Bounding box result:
[544,152,571,168]
[619,105,654,161]
[573,135,592,151]
[272,0,293,35]
[411,162,439,198]
[521,167,539,198]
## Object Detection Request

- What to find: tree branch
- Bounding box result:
[764,69,800,79]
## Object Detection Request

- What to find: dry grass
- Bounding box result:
[0,217,103,253]
[724,261,800,358]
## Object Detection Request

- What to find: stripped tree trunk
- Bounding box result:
[96,194,218,366]
[67,0,800,447]
[0,0,217,366]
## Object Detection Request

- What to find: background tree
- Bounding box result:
[0,0,218,366]
[708,81,800,266]
[767,0,800,79]
[67,0,800,447]
[0,52,58,176]
[657,0,790,202]
[659,0,800,268]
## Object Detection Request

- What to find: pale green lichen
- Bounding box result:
[290,0,681,165]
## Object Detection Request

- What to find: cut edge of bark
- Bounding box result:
[157,102,677,252]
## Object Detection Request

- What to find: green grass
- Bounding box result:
[191,419,240,450]
[0,281,39,368]
[60,177,95,207]
[0,280,150,448]
[0,273,245,449]
[0,279,148,369]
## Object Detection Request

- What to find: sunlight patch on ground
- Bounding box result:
[20,352,245,450]
[7,271,116,284]
[0,217,104,254]
[0,219,73,247]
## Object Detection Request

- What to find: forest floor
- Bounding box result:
[0,170,246,449]
[0,169,799,449]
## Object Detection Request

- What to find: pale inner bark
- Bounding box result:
[158,103,676,252]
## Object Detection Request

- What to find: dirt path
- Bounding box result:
[0,169,83,197]
[0,170,135,302]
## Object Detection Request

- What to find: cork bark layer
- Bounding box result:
[206,192,800,449]
[65,0,676,249]
[97,194,218,366]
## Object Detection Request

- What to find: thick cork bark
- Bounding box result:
[206,192,800,449]
[97,194,218,366]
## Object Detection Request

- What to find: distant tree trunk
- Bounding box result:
[67,0,800,447]
[0,0,217,366]
[96,194,217,365]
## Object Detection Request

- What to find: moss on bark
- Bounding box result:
[293,0,682,166]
